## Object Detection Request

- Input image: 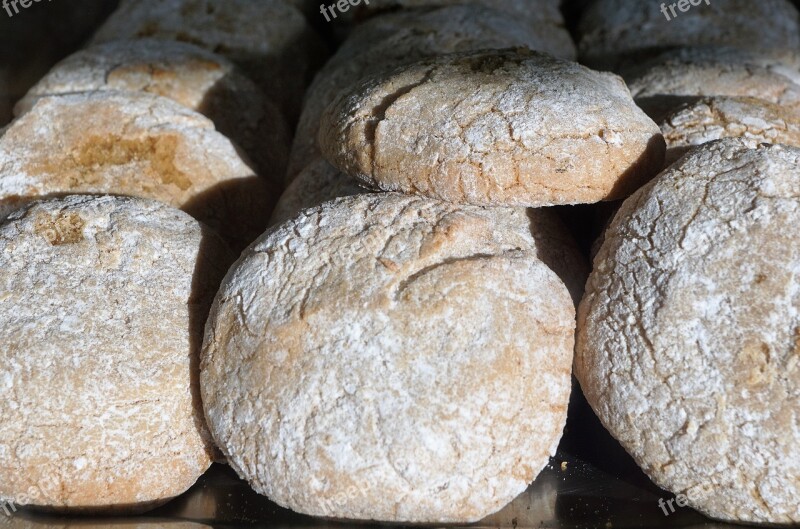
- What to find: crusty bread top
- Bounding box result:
[576,139,800,524]
[287,4,575,181]
[0,195,230,510]
[578,0,800,69]
[201,193,575,522]
[15,39,290,187]
[91,0,326,120]
[624,47,800,121]
[319,48,664,207]
[659,96,800,164]
[0,91,273,249]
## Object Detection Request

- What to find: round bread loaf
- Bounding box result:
[14,39,290,189]
[287,5,575,180]
[660,96,800,164]
[577,0,800,70]
[201,193,577,522]
[270,158,365,226]
[576,139,800,524]
[90,0,327,122]
[624,48,800,121]
[0,195,231,512]
[0,91,273,251]
[329,0,565,31]
[319,48,665,207]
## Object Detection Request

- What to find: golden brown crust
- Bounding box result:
[0,92,275,251]
[319,49,664,207]
[15,39,290,189]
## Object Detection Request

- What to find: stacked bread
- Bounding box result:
[1,0,798,526]
[0,0,326,514]
[577,0,800,164]
[574,0,800,525]
[197,0,665,525]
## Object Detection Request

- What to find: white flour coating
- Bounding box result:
[14,39,289,188]
[0,195,231,511]
[623,47,800,121]
[578,0,800,69]
[659,96,800,164]
[287,4,575,181]
[319,49,664,207]
[201,193,576,523]
[576,139,800,524]
[0,91,273,250]
[90,0,325,120]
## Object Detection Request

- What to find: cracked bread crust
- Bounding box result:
[0,195,231,512]
[287,5,575,181]
[319,49,665,207]
[200,193,576,523]
[659,96,800,164]
[623,47,800,122]
[14,39,290,189]
[575,139,800,524]
[577,0,800,70]
[0,91,273,250]
[269,163,588,302]
[90,0,326,122]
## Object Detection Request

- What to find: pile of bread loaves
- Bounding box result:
[0,0,798,525]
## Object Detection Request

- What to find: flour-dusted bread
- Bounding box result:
[660,96,800,164]
[270,159,365,226]
[91,0,327,122]
[319,49,664,207]
[576,139,800,524]
[329,0,565,31]
[0,91,273,251]
[287,4,575,181]
[201,193,578,523]
[577,0,800,70]
[0,195,232,512]
[14,39,290,189]
[624,47,800,121]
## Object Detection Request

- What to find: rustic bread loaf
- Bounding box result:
[0,91,274,251]
[578,0,800,70]
[0,195,231,512]
[201,193,577,523]
[624,47,800,121]
[14,39,290,189]
[329,0,565,32]
[319,49,664,207]
[91,0,327,122]
[659,96,800,164]
[576,139,800,524]
[288,4,575,181]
